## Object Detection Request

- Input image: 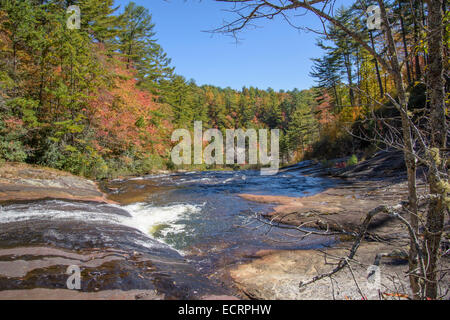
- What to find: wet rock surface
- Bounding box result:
[0,163,112,203]
[331,150,407,181]
[0,164,234,300]
[240,151,425,239]
[230,151,450,299]
[0,288,165,300]
[228,243,415,300]
[240,180,416,240]
[0,202,234,299]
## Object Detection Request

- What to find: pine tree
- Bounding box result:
[118,1,173,89]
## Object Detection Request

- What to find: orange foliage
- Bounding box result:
[88,48,172,157]
[315,91,336,125]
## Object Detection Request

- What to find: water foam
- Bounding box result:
[0,200,203,248]
[0,202,124,224]
[121,202,202,238]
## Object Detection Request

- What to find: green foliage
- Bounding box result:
[347,154,358,166]
[0,116,28,162]
[307,132,354,160]
[133,154,165,173]
[7,97,40,127]
[285,89,319,155]
[0,140,27,162]
[39,138,108,178]
[0,0,176,178]
[165,158,176,171]
[159,75,321,163]
[0,71,14,90]
[118,2,173,89]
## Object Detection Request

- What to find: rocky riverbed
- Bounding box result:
[0,163,111,204]
[0,163,235,300]
[0,153,448,300]
[227,152,450,300]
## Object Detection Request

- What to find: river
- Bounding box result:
[102,169,337,271]
[0,166,338,297]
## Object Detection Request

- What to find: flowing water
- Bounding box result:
[0,166,337,295]
[102,169,337,270]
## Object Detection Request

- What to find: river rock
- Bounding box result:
[234,151,449,299]
[240,179,420,240]
[0,203,234,299]
[0,162,112,204]
[228,242,420,300]
[0,163,235,299]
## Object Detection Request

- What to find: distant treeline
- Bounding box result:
[0,0,441,178]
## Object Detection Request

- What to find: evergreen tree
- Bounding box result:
[118,2,173,88]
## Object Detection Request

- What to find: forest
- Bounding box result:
[0,0,447,179]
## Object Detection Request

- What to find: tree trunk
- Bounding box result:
[399,3,412,85]
[332,84,341,111]
[413,0,422,81]
[343,44,355,108]
[378,0,421,299]
[423,0,447,299]
[369,31,384,98]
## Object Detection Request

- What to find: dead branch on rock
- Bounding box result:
[237,210,352,240]
[297,203,428,294]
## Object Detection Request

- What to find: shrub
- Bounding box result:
[0,116,28,162]
[347,154,358,166]
[40,139,109,179]
[165,159,175,170]
[134,154,165,174]
[306,132,354,160]
[0,140,27,162]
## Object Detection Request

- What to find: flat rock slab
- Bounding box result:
[240,180,421,240]
[236,172,450,299]
[0,288,164,300]
[228,242,449,300]
[0,216,233,299]
[0,163,112,204]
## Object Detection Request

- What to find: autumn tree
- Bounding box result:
[213,0,448,299]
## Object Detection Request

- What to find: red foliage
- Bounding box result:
[4,117,24,129]
[315,91,336,125]
[88,49,171,157]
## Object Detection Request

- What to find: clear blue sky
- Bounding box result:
[114,0,352,91]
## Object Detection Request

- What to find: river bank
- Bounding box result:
[226,151,450,299]
[0,162,113,204]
